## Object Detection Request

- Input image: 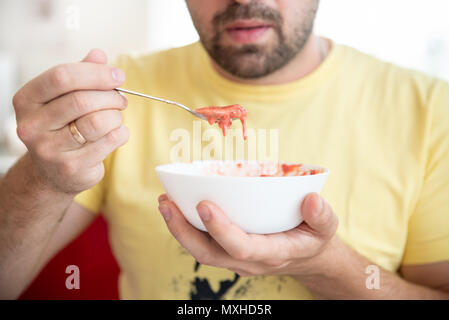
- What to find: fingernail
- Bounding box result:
[314,194,324,213]
[112,68,125,83]
[197,204,211,222]
[159,204,171,222]
[305,193,322,214]
[158,194,169,203]
[119,92,128,108]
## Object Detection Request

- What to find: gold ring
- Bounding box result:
[69,121,87,145]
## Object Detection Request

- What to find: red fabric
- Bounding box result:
[19,216,120,300]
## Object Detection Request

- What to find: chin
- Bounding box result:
[226,64,271,79]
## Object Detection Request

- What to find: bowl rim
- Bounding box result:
[155,160,330,180]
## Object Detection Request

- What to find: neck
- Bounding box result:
[210,34,329,86]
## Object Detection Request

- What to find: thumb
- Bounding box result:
[82,48,108,64]
[300,193,338,238]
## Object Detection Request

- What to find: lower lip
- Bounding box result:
[226,26,270,44]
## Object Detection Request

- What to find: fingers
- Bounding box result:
[41,90,127,130]
[82,48,108,64]
[75,109,123,143]
[156,194,339,276]
[50,109,124,151]
[157,198,237,269]
[10,49,131,194]
[39,123,129,163]
[18,62,125,107]
[21,88,127,151]
[76,125,130,167]
[196,201,253,259]
[301,193,338,239]
[156,193,339,278]
[196,201,292,262]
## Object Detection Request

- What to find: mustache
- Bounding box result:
[212,2,283,29]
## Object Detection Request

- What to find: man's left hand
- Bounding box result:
[157,192,339,277]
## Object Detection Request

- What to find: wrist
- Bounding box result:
[27,153,77,196]
[292,236,353,284]
[291,236,374,299]
[1,153,74,206]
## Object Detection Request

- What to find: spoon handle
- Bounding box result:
[115,88,206,120]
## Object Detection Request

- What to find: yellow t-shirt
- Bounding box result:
[75,41,449,299]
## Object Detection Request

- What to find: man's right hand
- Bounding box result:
[13,49,129,194]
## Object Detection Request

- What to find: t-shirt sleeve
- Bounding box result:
[402,81,449,265]
[74,177,106,214]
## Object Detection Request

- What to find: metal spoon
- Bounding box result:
[115,88,207,120]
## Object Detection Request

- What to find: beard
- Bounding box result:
[197,2,319,79]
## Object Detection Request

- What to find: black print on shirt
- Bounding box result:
[189,261,240,300]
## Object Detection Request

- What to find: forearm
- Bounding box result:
[295,236,449,299]
[0,153,74,299]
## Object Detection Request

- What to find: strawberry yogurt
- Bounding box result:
[202,161,325,177]
[195,104,247,140]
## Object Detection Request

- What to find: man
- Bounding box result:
[1,0,448,299]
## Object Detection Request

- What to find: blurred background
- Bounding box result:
[1,0,449,173]
[1,0,448,300]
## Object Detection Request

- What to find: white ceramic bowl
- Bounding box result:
[156,161,329,234]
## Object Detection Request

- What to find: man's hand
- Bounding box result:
[13,48,129,195]
[157,192,338,277]
[158,193,449,299]
[0,49,130,298]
